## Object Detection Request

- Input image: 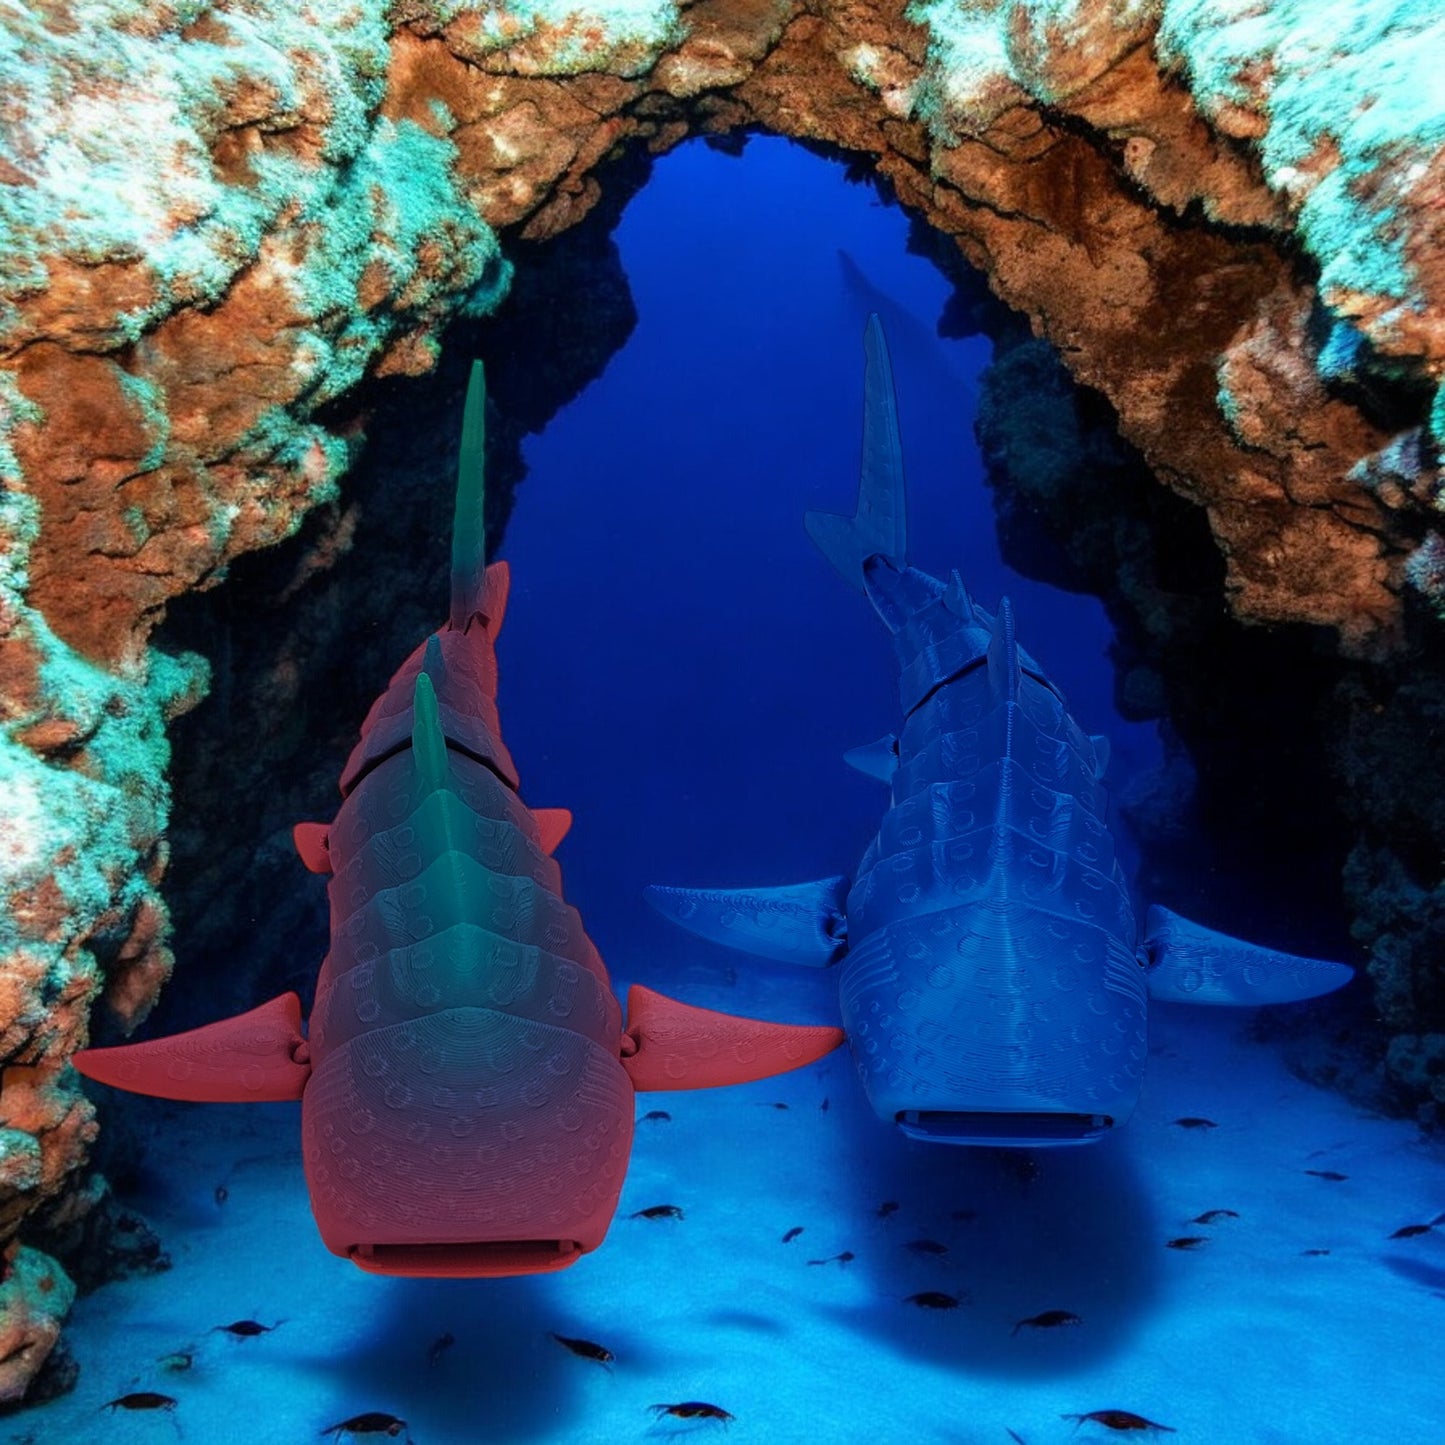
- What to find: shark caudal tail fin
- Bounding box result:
[620,985,843,1091]
[449,358,489,632]
[1140,906,1354,1005]
[644,878,849,966]
[71,993,311,1103]
[805,313,906,590]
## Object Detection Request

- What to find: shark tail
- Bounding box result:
[805,313,907,590]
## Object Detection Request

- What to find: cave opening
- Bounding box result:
[145,132,1355,1048]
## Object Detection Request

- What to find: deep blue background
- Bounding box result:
[496,136,1159,987]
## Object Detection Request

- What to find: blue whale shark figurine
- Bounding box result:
[647,315,1354,1149]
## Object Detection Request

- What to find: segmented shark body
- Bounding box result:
[75,363,841,1275]
[648,317,1353,1148]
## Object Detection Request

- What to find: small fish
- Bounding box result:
[157,1349,194,1373]
[781,1227,804,1244]
[551,1332,613,1366]
[820,1097,830,1112]
[906,1238,949,1256]
[764,1101,789,1111]
[951,1208,978,1223]
[102,1392,177,1413]
[1304,1169,1348,1181]
[1165,1236,1207,1250]
[1191,1209,1239,1225]
[1389,1223,1433,1239]
[214,1184,229,1206]
[320,1412,411,1441]
[807,1250,855,1266]
[1012,1309,1082,1336]
[904,1290,960,1310]
[640,1109,671,1123]
[631,1204,684,1220]
[213,1318,279,1337]
[1172,1117,1216,1130]
[876,1200,900,1219]
[1301,1248,1331,1256]
[1061,1409,1175,1433]
[1006,1431,1028,1445]
[650,1401,734,1423]
[426,1331,455,1367]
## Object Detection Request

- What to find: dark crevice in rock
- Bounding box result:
[141,154,649,1040]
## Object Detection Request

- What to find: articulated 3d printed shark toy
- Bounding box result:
[74,362,841,1278]
[648,315,1353,1149]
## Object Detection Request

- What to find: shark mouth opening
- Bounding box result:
[348,1239,584,1278]
[896,1111,1114,1148]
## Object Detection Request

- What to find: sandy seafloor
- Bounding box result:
[9,995,1445,1445]
[11,137,1445,1444]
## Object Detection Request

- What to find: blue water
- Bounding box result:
[497,135,1159,985]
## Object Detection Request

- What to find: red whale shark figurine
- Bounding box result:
[74,361,842,1279]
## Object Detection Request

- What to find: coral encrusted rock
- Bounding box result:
[3,0,1445,1402]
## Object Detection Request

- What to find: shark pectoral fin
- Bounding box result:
[620,984,844,1092]
[844,734,898,782]
[72,993,311,1103]
[292,822,332,874]
[532,807,573,855]
[644,877,848,966]
[1140,905,1354,1006]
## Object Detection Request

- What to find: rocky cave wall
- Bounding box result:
[2,0,1444,1405]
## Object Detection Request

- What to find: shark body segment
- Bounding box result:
[647,316,1353,1149]
[74,362,842,1277]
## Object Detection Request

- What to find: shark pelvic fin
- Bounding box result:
[1089,733,1111,778]
[1140,905,1354,1005]
[620,984,843,1091]
[844,734,899,782]
[292,821,332,874]
[72,993,310,1103]
[644,877,848,966]
[805,313,906,591]
[533,807,573,855]
[449,359,489,631]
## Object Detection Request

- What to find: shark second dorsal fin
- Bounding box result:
[805,314,906,591]
[987,596,1020,706]
[644,878,849,966]
[72,993,310,1103]
[412,668,449,794]
[620,985,843,1091]
[1140,905,1354,1005]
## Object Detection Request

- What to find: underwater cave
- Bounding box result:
[3,2,1445,1438]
